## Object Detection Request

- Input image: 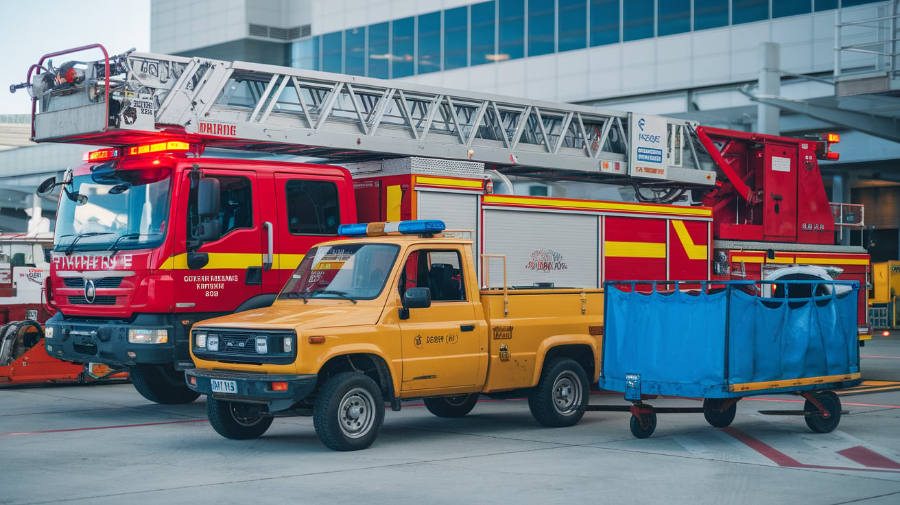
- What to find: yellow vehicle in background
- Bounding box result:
[186,220,603,451]
[869,261,900,331]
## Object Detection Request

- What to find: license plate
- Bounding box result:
[210,379,238,394]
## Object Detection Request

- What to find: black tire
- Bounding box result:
[129,363,201,404]
[528,357,589,427]
[804,391,842,433]
[423,394,479,418]
[313,372,385,451]
[630,412,657,439]
[703,398,737,428]
[207,397,273,440]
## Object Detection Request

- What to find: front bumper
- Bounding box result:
[185,369,318,412]
[43,313,176,367]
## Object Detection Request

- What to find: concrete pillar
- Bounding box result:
[832,173,851,246]
[25,194,47,235]
[758,42,781,136]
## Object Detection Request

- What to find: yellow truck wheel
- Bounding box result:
[207,397,274,440]
[528,358,589,427]
[313,371,384,451]
[423,394,479,418]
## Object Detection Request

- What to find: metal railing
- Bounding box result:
[830,202,866,245]
[834,1,900,79]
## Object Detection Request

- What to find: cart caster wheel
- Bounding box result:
[805,391,841,434]
[703,398,737,428]
[630,412,657,439]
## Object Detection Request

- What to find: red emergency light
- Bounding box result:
[82,148,119,162]
[128,140,191,156]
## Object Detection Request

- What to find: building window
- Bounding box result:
[418,11,441,74]
[694,0,729,31]
[499,0,525,60]
[658,0,691,36]
[815,0,839,10]
[773,1,811,18]
[368,22,389,79]
[291,37,319,70]
[471,1,496,65]
[284,180,340,235]
[445,6,468,70]
[393,16,415,78]
[590,0,619,47]
[733,0,768,24]
[345,27,366,76]
[558,0,587,52]
[528,0,555,57]
[322,31,343,73]
[623,0,654,41]
[189,175,253,243]
[842,0,884,6]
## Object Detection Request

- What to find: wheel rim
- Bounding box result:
[446,395,469,407]
[229,403,264,427]
[552,371,582,416]
[339,387,376,439]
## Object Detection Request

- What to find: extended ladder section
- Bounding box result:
[23,47,717,187]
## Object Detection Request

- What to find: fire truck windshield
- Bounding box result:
[279,243,400,302]
[54,166,172,253]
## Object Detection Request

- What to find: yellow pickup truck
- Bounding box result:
[186,220,603,450]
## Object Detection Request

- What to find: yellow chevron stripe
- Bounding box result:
[671,220,707,260]
[483,194,713,217]
[606,241,666,258]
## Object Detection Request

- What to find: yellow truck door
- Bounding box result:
[398,247,481,391]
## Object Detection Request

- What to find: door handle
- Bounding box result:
[262,221,273,271]
[460,324,475,332]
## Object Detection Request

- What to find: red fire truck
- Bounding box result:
[11,45,869,404]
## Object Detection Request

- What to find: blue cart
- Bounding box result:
[593,280,862,438]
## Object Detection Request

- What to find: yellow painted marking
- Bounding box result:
[160,253,304,270]
[605,241,666,259]
[769,257,796,264]
[795,257,870,266]
[416,176,484,189]
[387,184,402,221]
[483,194,713,217]
[731,255,765,263]
[729,373,861,393]
[671,220,707,260]
[835,380,900,396]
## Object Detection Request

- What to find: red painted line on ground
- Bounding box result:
[838,446,900,469]
[0,418,207,437]
[722,427,900,474]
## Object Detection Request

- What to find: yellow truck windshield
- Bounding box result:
[279,243,399,301]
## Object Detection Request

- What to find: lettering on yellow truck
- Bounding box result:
[186,220,602,451]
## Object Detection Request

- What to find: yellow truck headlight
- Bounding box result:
[195,331,207,348]
[128,329,168,344]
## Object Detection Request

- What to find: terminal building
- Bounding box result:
[3,0,900,260]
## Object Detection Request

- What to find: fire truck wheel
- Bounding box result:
[207,398,274,440]
[313,372,384,451]
[423,394,480,418]
[703,398,737,428]
[804,391,842,433]
[129,364,201,405]
[528,358,589,427]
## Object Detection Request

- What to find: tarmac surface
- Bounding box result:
[2,336,900,505]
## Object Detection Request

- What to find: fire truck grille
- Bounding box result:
[68,295,117,305]
[63,277,124,288]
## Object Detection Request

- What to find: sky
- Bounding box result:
[0,0,150,115]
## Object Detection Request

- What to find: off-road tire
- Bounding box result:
[313,372,384,451]
[129,363,200,404]
[424,394,480,418]
[528,358,589,427]
[207,397,273,440]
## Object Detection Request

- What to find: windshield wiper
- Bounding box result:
[65,232,114,256]
[108,233,158,253]
[312,289,358,304]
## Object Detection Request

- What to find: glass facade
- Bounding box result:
[291,0,883,77]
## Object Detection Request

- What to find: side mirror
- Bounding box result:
[403,287,432,309]
[187,251,209,270]
[36,177,57,197]
[197,178,220,217]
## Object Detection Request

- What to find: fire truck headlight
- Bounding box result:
[195,331,207,349]
[128,329,169,344]
[44,326,54,339]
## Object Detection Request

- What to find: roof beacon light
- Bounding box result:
[338,220,446,237]
[82,148,120,162]
[824,133,840,144]
[127,141,192,156]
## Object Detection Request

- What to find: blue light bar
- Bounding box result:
[337,220,446,237]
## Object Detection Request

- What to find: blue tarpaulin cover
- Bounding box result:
[600,282,860,398]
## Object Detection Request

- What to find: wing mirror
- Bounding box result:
[399,287,431,320]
